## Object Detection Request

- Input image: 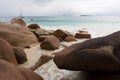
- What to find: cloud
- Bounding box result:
[0,0,120,16]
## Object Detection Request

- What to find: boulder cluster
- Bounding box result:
[0,37,43,80]
[27,23,91,50]
[0,18,44,80]
[0,22,38,48]
[3,17,115,80]
[53,31,120,71]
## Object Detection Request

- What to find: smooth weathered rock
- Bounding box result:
[61,71,120,80]
[47,30,55,35]
[31,55,53,70]
[54,31,120,71]
[64,36,77,42]
[10,18,26,27]
[38,36,46,42]
[13,47,27,64]
[18,67,43,80]
[40,35,60,50]
[31,29,51,37]
[75,33,91,39]
[0,60,25,80]
[53,29,69,40]
[60,78,70,80]
[0,38,18,65]
[0,23,38,48]
[65,31,73,36]
[78,30,88,34]
[0,60,43,80]
[27,24,40,29]
[78,71,120,80]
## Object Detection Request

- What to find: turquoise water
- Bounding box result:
[26,16,120,26]
[1,16,120,37]
[1,16,120,26]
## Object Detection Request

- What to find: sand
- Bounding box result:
[19,41,82,80]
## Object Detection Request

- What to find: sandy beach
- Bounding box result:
[20,41,81,80]
[1,0,120,80]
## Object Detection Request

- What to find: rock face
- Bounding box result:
[53,29,69,40]
[64,36,77,42]
[0,38,18,65]
[0,23,38,48]
[18,67,43,80]
[0,60,25,80]
[75,33,91,39]
[31,29,51,38]
[13,47,27,64]
[10,18,26,27]
[62,71,120,80]
[75,30,91,39]
[27,24,40,29]
[0,60,43,80]
[38,36,46,42]
[31,55,53,70]
[53,31,120,71]
[40,35,60,50]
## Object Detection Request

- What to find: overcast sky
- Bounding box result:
[0,0,120,16]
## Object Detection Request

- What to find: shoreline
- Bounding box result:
[1,17,120,80]
[20,41,81,80]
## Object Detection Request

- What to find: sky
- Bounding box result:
[0,0,120,16]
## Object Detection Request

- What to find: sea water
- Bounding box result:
[1,16,120,80]
[25,16,120,37]
[1,16,120,37]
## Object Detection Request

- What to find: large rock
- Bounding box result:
[27,24,40,29]
[32,29,51,38]
[0,60,25,80]
[31,55,53,70]
[38,35,46,42]
[0,38,18,65]
[78,71,120,80]
[64,36,77,42]
[75,33,91,39]
[0,60,43,80]
[53,29,69,40]
[61,71,120,80]
[53,31,120,71]
[13,47,27,64]
[10,18,26,27]
[0,23,38,48]
[18,67,43,80]
[75,30,91,39]
[40,35,60,50]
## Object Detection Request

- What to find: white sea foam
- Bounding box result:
[40,23,120,38]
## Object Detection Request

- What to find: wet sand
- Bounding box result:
[20,41,80,80]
